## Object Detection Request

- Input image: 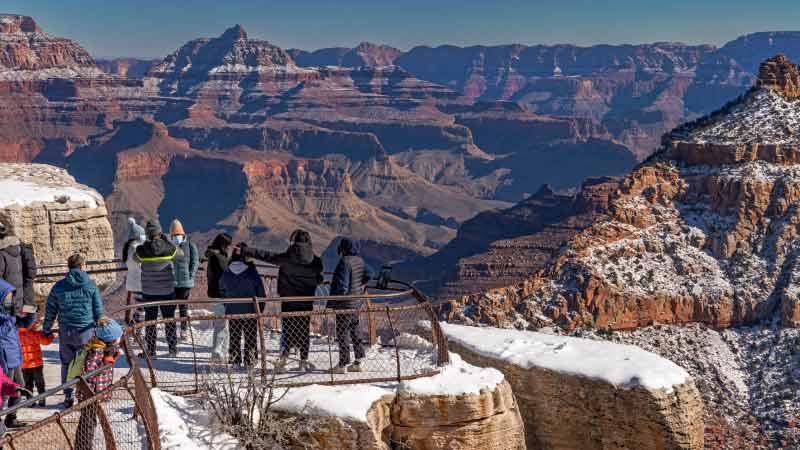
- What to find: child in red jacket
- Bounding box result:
[18,316,54,406]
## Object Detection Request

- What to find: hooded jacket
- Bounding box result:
[43,268,104,333]
[173,238,199,289]
[329,239,375,310]
[0,279,21,372]
[242,242,323,312]
[135,234,178,297]
[219,261,267,315]
[122,238,144,293]
[19,326,54,369]
[0,236,36,310]
[205,248,229,298]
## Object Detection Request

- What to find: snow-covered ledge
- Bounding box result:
[439,322,704,450]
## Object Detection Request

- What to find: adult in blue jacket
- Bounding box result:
[42,254,105,408]
[328,238,375,374]
[219,253,266,367]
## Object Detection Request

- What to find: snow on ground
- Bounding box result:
[274,383,394,422]
[398,353,504,397]
[440,322,689,392]
[693,89,800,145]
[152,388,238,450]
[0,67,105,81]
[0,163,101,208]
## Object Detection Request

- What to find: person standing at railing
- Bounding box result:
[135,221,179,358]
[42,253,105,410]
[170,219,199,341]
[238,229,323,373]
[70,318,123,450]
[206,233,232,363]
[0,221,37,316]
[0,277,27,428]
[219,251,266,367]
[122,218,146,337]
[328,238,375,374]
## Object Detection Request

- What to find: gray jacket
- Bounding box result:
[135,235,177,297]
[173,239,199,289]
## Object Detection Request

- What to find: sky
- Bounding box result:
[4,0,800,58]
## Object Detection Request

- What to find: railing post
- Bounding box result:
[254,297,269,382]
[384,306,402,383]
[327,310,335,383]
[365,288,377,346]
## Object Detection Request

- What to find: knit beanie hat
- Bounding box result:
[145,221,161,239]
[128,217,145,241]
[170,219,185,236]
[95,318,123,343]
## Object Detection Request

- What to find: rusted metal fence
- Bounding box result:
[0,279,449,449]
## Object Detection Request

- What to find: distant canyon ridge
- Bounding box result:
[2,13,799,291]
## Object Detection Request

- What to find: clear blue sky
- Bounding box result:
[5,0,800,57]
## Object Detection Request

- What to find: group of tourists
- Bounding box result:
[125,220,375,375]
[0,222,124,438]
[0,216,376,434]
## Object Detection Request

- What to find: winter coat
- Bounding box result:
[219,262,267,315]
[0,279,20,372]
[43,268,104,333]
[0,366,19,408]
[173,238,199,289]
[122,238,144,293]
[70,338,119,402]
[329,239,375,310]
[19,328,54,369]
[135,235,177,297]
[0,236,36,311]
[205,248,229,298]
[242,242,323,312]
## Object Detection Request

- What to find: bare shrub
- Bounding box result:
[204,367,318,450]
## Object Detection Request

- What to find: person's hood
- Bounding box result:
[65,268,91,288]
[228,261,249,275]
[338,238,360,257]
[288,241,316,265]
[136,235,177,259]
[0,278,15,301]
[0,236,20,254]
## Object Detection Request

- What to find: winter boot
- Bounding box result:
[275,356,288,374]
[331,364,347,375]
[347,360,362,373]
[298,360,315,372]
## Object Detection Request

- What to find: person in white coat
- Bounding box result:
[122,218,146,333]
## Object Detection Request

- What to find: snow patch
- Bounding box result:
[441,322,690,392]
[399,353,504,396]
[151,388,239,450]
[273,383,393,422]
[0,179,100,208]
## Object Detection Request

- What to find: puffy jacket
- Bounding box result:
[173,238,199,289]
[242,242,323,312]
[72,338,118,402]
[135,235,177,297]
[0,279,20,372]
[329,239,375,310]
[122,238,144,293]
[19,328,54,369]
[205,248,229,298]
[0,236,36,311]
[43,269,104,333]
[219,262,267,315]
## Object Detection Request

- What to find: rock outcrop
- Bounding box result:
[756,54,800,98]
[440,323,704,450]
[0,163,115,296]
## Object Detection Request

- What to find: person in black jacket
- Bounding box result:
[0,222,36,313]
[328,238,375,374]
[219,252,266,367]
[135,222,178,358]
[206,233,232,362]
[238,230,323,373]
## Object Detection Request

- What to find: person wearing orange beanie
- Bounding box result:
[170,219,198,341]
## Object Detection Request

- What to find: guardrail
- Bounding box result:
[0,281,449,450]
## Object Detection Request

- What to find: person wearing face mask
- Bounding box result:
[170,219,199,341]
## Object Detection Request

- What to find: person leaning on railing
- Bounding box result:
[135,222,179,358]
[170,219,199,341]
[328,238,375,374]
[206,233,232,363]
[42,253,105,410]
[237,229,323,374]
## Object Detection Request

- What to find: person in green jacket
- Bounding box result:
[170,219,199,340]
[42,253,104,408]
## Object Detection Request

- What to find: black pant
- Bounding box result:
[75,403,98,450]
[281,316,310,360]
[335,314,365,366]
[22,366,45,396]
[229,318,259,366]
[144,303,177,354]
[175,287,192,332]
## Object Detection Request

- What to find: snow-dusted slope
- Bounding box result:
[693,89,800,145]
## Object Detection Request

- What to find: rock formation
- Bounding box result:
[0,163,115,296]
[755,54,800,97]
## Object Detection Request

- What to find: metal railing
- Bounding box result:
[0,281,449,449]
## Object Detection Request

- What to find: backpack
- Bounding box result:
[66,349,88,381]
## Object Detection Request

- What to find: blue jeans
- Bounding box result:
[59,327,95,400]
